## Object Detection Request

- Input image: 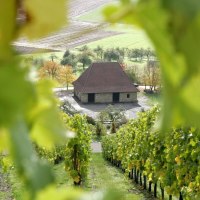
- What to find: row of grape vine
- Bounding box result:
[37,113,92,185]
[102,106,200,200]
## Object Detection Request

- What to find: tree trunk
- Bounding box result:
[169,195,172,200]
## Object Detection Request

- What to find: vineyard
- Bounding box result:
[1,0,200,200]
[13,0,121,53]
[102,106,200,200]
[36,113,92,186]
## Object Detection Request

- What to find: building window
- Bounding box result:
[127,94,130,98]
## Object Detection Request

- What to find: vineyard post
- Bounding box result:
[179,192,183,200]
[154,182,157,198]
[143,175,147,189]
[139,171,143,186]
[160,183,164,199]
[136,170,139,184]
[131,168,134,179]
[134,167,137,183]
[148,181,152,192]
[73,144,81,186]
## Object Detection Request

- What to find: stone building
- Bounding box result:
[73,62,138,103]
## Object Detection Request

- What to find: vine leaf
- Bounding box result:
[9,118,54,197]
[0,0,16,59]
[21,0,67,39]
[29,81,67,149]
[103,0,200,130]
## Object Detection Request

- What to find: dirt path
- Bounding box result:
[85,153,155,200]
[91,142,102,153]
[0,169,12,200]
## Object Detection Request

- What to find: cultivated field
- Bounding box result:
[13,0,122,54]
[13,0,151,54]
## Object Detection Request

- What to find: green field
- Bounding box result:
[80,31,151,49]
[77,3,152,50]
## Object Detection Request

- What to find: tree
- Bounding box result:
[144,48,152,61]
[94,46,104,60]
[141,60,161,92]
[77,45,93,70]
[128,48,140,61]
[49,53,58,62]
[60,50,77,70]
[78,45,90,52]
[125,65,140,83]
[96,122,107,137]
[128,48,145,62]
[103,49,121,62]
[77,53,92,70]
[144,48,157,61]
[38,61,60,80]
[58,66,76,90]
[98,105,126,133]
[115,47,126,60]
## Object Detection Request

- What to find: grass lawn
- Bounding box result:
[77,2,152,50]
[2,151,169,200]
[84,153,150,200]
[144,92,162,106]
[53,162,73,187]
[79,31,151,50]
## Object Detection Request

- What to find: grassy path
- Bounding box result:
[0,154,155,200]
[84,153,154,200]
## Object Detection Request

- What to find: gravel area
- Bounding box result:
[56,89,151,120]
[91,142,102,153]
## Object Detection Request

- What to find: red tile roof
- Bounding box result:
[73,62,139,93]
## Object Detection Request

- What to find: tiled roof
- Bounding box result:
[73,62,139,93]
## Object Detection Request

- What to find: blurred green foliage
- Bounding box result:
[0,0,200,199]
[103,0,200,130]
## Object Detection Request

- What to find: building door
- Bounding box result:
[88,93,95,103]
[113,93,119,103]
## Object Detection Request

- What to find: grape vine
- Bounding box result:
[102,106,200,199]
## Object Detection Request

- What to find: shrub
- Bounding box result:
[60,100,79,116]
[86,115,96,125]
[96,122,107,137]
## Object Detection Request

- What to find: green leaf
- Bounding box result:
[103,0,200,130]
[9,117,54,197]
[30,81,67,149]
[0,0,16,59]
[0,60,35,126]
[21,0,68,39]
[36,186,82,200]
